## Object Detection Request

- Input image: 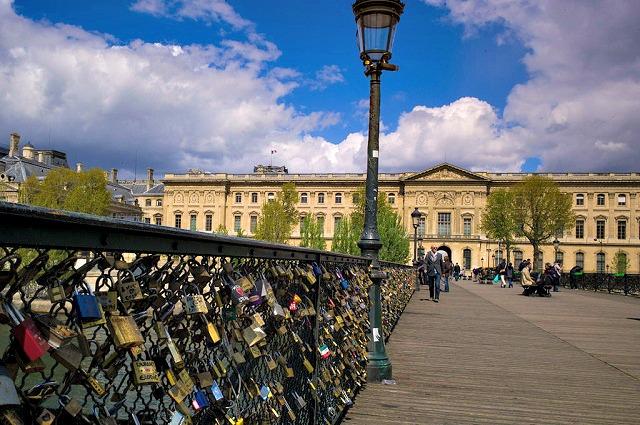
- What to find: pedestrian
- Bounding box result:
[426,245,444,303]
[569,265,582,289]
[442,255,452,292]
[453,262,461,281]
[552,261,562,292]
[506,262,514,288]
[497,260,507,287]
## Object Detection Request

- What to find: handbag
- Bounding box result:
[492,274,501,284]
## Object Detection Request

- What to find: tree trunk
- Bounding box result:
[532,244,540,273]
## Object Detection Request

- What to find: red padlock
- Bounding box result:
[6,303,50,362]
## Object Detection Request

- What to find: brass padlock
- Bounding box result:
[117,270,143,303]
[132,360,160,385]
[108,314,144,348]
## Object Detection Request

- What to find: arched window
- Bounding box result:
[513,250,523,266]
[316,214,325,235]
[463,249,472,270]
[555,251,564,265]
[387,193,395,205]
[335,193,342,204]
[318,193,325,204]
[576,193,584,206]
[575,252,584,269]
[300,193,308,204]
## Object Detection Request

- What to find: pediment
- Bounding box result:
[403,163,488,182]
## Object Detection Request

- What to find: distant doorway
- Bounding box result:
[437,245,452,261]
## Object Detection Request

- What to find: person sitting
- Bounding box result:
[521,261,536,295]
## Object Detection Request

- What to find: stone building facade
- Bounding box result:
[132,163,640,274]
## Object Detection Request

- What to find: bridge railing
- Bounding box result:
[560,272,640,296]
[0,202,414,424]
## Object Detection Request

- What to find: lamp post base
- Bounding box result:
[367,356,392,382]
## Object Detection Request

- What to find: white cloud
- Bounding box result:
[130,0,251,30]
[423,0,640,171]
[0,1,358,175]
[307,65,345,91]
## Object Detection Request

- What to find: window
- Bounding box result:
[575,252,584,269]
[556,251,564,264]
[335,193,342,204]
[575,219,584,238]
[437,213,451,236]
[251,192,258,203]
[190,214,197,231]
[618,194,626,206]
[352,193,360,204]
[299,216,306,232]
[174,214,182,228]
[617,220,627,239]
[596,220,606,239]
[156,199,163,207]
[597,194,605,206]
[235,193,242,203]
[576,194,584,206]
[463,217,472,236]
[388,193,395,205]
[535,253,543,272]
[317,215,325,236]
[463,249,472,270]
[205,214,213,232]
[418,217,426,237]
[267,192,275,201]
[596,252,605,273]
[154,215,162,226]
[514,250,523,266]
[300,193,308,204]
[144,217,151,224]
[318,193,325,204]
[145,199,152,207]
[334,216,342,231]
[234,215,242,233]
[250,215,258,233]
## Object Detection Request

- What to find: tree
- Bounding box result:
[331,188,410,263]
[612,251,630,275]
[511,176,575,272]
[19,167,111,216]
[481,189,519,264]
[216,224,229,235]
[254,183,298,244]
[300,215,326,250]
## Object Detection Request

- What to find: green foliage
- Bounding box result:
[236,228,247,238]
[612,251,630,275]
[19,168,111,216]
[254,183,299,244]
[512,176,575,271]
[300,215,326,250]
[331,187,409,263]
[481,189,519,263]
[216,224,229,235]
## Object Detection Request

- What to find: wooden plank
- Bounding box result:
[344,281,640,424]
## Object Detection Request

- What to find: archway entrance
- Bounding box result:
[437,245,452,261]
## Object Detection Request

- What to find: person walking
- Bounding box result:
[442,256,452,292]
[506,262,514,288]
[497,260,507,287]
[426,246,444,303]
[453,262,461,281]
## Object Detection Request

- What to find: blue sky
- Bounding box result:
[2,0,639,176]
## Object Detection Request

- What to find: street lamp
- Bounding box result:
[553,237,560,262]
[486,247,491,267]
[417,238,424,259]
[411,207,421,264]
[353,0,405,383]
[481,257,484,268]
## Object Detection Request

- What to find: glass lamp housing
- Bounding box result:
[353,0,404,62]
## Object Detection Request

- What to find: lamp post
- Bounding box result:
[353,0,405,383]
[417,238,424,260]
[553,237,560,263]
[481,257,484,268]
[486,247,491,267]
[411,207,422,264]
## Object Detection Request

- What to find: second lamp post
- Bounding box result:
[353,0,405,383]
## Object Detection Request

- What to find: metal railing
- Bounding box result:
[0,202,414,424]
[560,272,639,296]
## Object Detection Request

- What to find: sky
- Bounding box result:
[1,0,639,178]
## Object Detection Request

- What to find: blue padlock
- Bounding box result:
[73,284,102,322]
[192,389,209,410]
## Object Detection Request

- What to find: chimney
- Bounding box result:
[38,151,45,163]
[8,133,19,157]
[111,168,118,183]
[76,163,83,173]
[146,168,154,191]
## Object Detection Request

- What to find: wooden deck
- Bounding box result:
[344,281,640,424]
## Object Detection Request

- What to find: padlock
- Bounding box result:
[51,343,84,371]
[93,405,118,425]
[132,360,160,385]
[108,314,144,348]
[0,364,21,407]
[117,269,144,303]
[166,336,184,369]
[96,290,118,312]
[33,314,77,349]
[73,283,102,322]
[47,283,65,303]
[183,294,207,315]
[5,303,49,362]
[191,389,209,410]
[35,409,55,425]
